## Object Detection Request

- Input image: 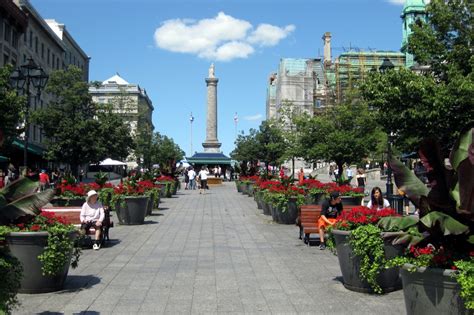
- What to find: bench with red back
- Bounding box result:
[41,207,113,241]
[299,204,354,244]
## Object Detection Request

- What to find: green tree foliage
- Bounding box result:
[149,132,184,173]
[255,121,286,175]
[0,65,25,149]
[296,101,380,176]
[361,0,474,153]
[32,66,133,174]
[134,106,153,169]
[230,129,260,175]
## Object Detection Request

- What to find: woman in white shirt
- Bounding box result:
[80,190,105,250]
[198,167,209,194]
[366,187,390,210]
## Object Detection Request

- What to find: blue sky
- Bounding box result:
[31,0,408,157]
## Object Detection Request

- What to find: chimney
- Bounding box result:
[323,32,332,67]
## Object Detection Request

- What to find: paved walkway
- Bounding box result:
[15,183,405,314]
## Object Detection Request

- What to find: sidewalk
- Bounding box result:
[15,182,405,314]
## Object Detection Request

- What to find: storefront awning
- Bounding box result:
[187,152,231,165]
[0,156,9,162]
[12,139,45,156]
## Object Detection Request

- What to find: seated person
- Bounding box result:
[366,187,390,210]
[80,190,105,250]
[318,191,343,250]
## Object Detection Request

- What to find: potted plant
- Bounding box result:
[298,179,327,204]
[0,178,81,301]
[111,181,149,225]
[264,181,305,224]
[328,206,405,293]
[326,183,364,205]
[137,180,161,215]
[259,180,281,216]
[379,126,474,314]
[155,175,174,198]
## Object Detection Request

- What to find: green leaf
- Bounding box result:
[378,216,419,231]
[468,235,474,244]
[450,127,473,171]
[0,177,38,202]
[392,233,424,246]
[0,189,54,224]
[390,157,429,208]
[420,211,469,235]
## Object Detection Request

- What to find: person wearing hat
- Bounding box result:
[318,191,343,250]
[80,190,105,250]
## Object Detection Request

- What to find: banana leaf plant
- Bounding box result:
[378,124,474,255]
[0,177,54,225]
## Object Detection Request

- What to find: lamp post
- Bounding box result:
[234,112,238,140]
[379,58,395,197]
[189,112,194,156]
[10,58,48,172]
[386,132,395,196]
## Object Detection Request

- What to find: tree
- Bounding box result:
[32,66,134,175]
[361,0,474,153]
[255,121,286,176]
[149,132,184,173]
[134,106,153,169]
[0,65,25,149]
[296,100,380,179]
[230,129,260,175]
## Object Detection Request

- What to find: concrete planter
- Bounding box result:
[333,229,404,293]
[400,264,471,315]
[115,196,149,225]
[304,193,324,205]
[5,231,76,293]
[273,199,299,224]
[247,183,254,197]
[236,181,242,192]
[261,200,271,216]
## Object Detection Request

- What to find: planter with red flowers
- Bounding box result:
[0,178,81,305]
[328,206,405,294]
[52,182,114,207]
[325,183,365,205]
[258,180,281,215]
[111,181,149,225]
[297,179,327,205]
[137,180,161,215]
[262,182,305,224]
[155,176,175,198]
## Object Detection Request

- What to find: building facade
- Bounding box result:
[89,74,155,168]
[401,0,428,68]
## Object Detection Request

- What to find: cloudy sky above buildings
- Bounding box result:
[31,0,410,156]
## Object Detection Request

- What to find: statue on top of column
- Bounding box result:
[208,63,215,78]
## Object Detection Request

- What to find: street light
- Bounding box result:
[234,112,238,140]
[189,112,194,156]
[386,132,395,196]
[10,58,48,172]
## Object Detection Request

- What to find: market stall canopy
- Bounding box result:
[99,158,127,166]
[186,152,231,165]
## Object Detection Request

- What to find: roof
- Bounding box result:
[187,152,231,165]
[403,0,427,15]
[102,74,129,85]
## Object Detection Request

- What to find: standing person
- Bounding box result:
[329,164,334,181]
[346,166,353,184]
[184,169,189,189]
[217,166,221,178]
[334,167,339,182]
[279,167,285,179]
[213,166,219,178]
[298,168,305,185]
[80,190,105,250]
[51,169,59,188]
[366,187,390,210]
[356,168,367,192]
[198,167,209,194]
[318,192,343,250]
[79,169,85,182]
[0,170,4,189]
[187,167,196,190]
[39,170,50,192]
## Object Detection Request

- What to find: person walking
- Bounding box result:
[356,168,367,192]
[184,169,189,189]
[187,167,196,190]
[198,167,209,194]
[39,170,50,192]
[346,166,353,184]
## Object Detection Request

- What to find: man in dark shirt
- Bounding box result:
[318,191,343,250]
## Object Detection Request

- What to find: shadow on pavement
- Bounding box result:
[60,275,101,293]
[148,213,164,216]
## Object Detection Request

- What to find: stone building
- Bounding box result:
[89,74,154,168]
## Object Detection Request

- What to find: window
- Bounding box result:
[3,54,9,66]
[35,37,38,53]
[41,43,44,58]
[4,23,11,42]
[47,48,50,64]
[32,126,37,142]
[39,128,43,142]
[23,54,27,62]
[29,31,32,47]
[12,30,18,48]
[56,57,59,69]
[52,53,55,68]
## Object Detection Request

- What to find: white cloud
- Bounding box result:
[386,0,406,5]
[244,114,263,121]
[154,12,295,61]
[248,24,295,47]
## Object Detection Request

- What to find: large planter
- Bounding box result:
[332,229,404,293]
[50,197,86,207]
[273,199,299,224]
[261,200,271,216]
[247,183,254,197]
[255,191,263,209]
[115,196,149,225]
[236,181,242,192]
[340,196,363,206]
[400,264,472,315]
[304,193,324,205]
[240,182,248,194]
[5,231,76,293]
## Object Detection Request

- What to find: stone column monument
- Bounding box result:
[202,63,222,153]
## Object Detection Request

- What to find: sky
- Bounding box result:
[30,0,409,158]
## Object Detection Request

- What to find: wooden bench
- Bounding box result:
[41,207,113,245]
[299,204,353,244]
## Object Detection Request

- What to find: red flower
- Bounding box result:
[30,224,41,231]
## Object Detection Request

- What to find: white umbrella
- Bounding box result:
[176,161,190,169]
[99,158,127,166]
